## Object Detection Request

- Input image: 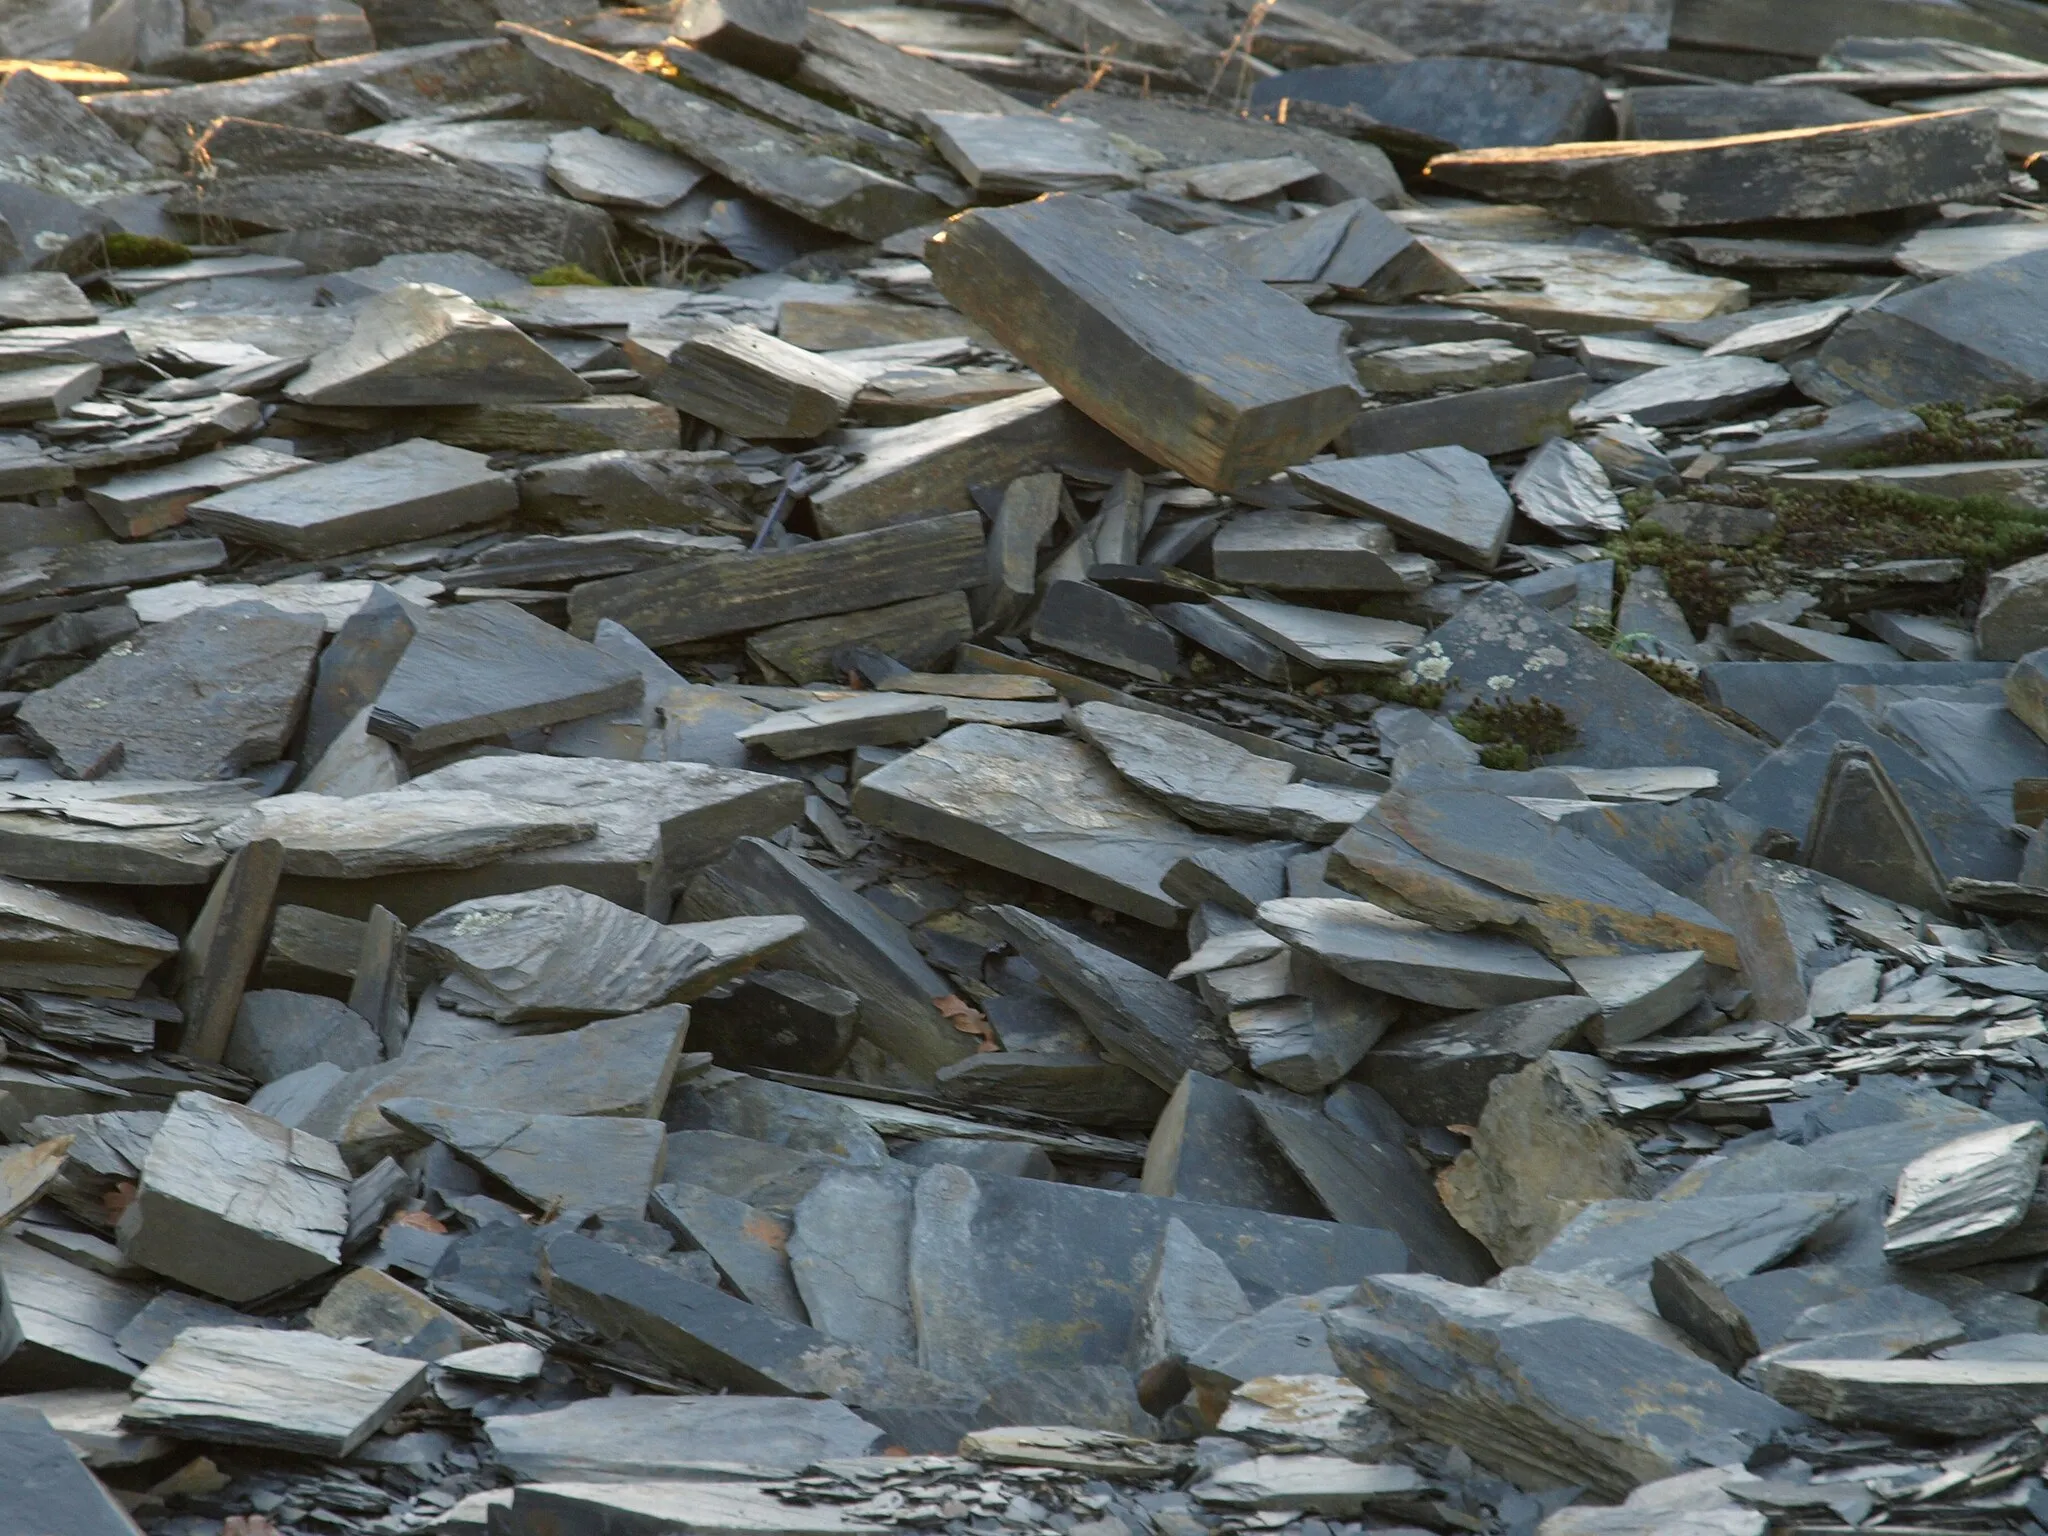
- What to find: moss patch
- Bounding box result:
[1453,695,1578,771]
[530,263,608,287]
[1603,479,2048,632]
[1363,674,1448,710]
[102,232,191,268]
[1842,402,2040,467]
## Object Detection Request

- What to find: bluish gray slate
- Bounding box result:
[1701,661,2010,745]
[1250,57,1610,150]
[1816,247,2048,409]
[907,1164,1405,1384]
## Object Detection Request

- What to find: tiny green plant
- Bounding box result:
[530,263,608,287]
[102,232,191,269]
[1452,695,1578,772]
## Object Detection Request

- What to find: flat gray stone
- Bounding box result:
[1209,596,1422,674]
[926,111,1137,197]
[1211,508,1436,593]
[116,1092,348,1304]
[1884,1122,2048,1264]
[1817,247,2048,410]
[122,1326,427,1458]
[1258,896,1572,1009]
[0,876,179,997]
[485,1395,883,1482]
[788,1165,918,1359]
[1510,437,1628,541]
[1140,1071,1325,1219]
[226,991,382,1084]
[0,1398,143,1535]
[188,438,517,559]
[1069,700,1299,835]
[370,599,643,756]
[668,1069,889,1166]
[547,127,710,209]
[907,1163,1405,1386]
[1574,358,1790,428]
[652,1181,807,1323]
[735,694,948,760]
[1290,446,1513,571]
[1363,996,1596,1126]
[221,790,597,880]
[385,1099,664,1222]
[1530,1193,1854,1306]
[410,886,737,1024]
[16,601,323,782]
[1759,1356,2048,1436]
[852,725,1243,926]
[1562,951,1708,1049]
[1131,1216,1251,1386]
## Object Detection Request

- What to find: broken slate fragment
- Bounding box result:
[1562,951,1708,1048]
[117,1092,348,1303]
[1426,110,2007,228]
[1363,996,1596,1127]
[290,282,589,407]
[926,193,1359,490]
[122,1326,427,1458]
[1883,1122,2048,1264]
[735,694,948,760]
[383,1099,665,1222]
[188,438,517,559]
[485,1394,884,1483]
[219,790,596,880]
[1069,700,1298,835]
[1258,897,1572,1009]
[1291,446,1513,571]
[1209,596,1422,673]
[1575,358,1791,429]
[1328,1275,1806,1499]
[1816,247,2048,409]
[651,1181,806,1324]
[854,725,1244,926]
[16,602,323,782]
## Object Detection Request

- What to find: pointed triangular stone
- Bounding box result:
[289,283,593,407]
[1803,743,1951,916]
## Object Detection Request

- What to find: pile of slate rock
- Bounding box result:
[19,0,2048,1531]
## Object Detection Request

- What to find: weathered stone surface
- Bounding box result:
[1222,200,1463,304]
[1208,596,1420,674]
[513,28,942,242]
[308,1267,485,1361]
[1817,248,2048,409]
[855,726,1241,926]
[786,1165,917,1359]
[388,1099,666,1223]
[1131,1215,1251,1388]
[117,1092,348,1303]
[188,439,516,559]
[0,877,180,1000]
[653,324,862,439]
[16,601,321,782]
[1530,1193,1852,1306]
[1291,446,1513,572]
[736,695,947,760]
[1575,358,1789,429]
[1193,1456,1425,1515]
[1562,951,1707,1049]
[221,790,596,880]
[1883,1122,2048,1264]
[291,281,589,408]
[1427,111,2006,228]
[1256,56,1609,149]
[1212,508,1434,593]
[316,1005,689,1167]
[175,838,286,1065]
[505,1479,889,1536]
[486,1395,884,1483]
[906,1163,1404,1385]
[652,1181,806,1323]
[1329,1275,1805,1498]
[86,444,312,540]
[927,194,1358,491]
[1439,1052,1656,1267]
[1142,1072,1324,1218]
[0,1398,141,1535]
[1030,581,1182,683]
[122,1326,427,1457]
[227,991,382,1085]
[1760,1356,2048,1436]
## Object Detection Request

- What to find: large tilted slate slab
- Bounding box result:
[1258,897,1572,1009]
[290,281,590,407]
[1529,1193,1852,1305]
[1290,446,1514,571]
[116,1092,348,1303]
[569,510,983,648]
[1815,247,2048,408]
[853,724,1246,926]
[370,600,642,754]
[16,602,323,782]
[1410,585,1769,783]
[926,193,1359,490]
[122,1326,428,1457]
[485,1395,885,1482]
[1425,110,2007,228]
[907,1164,1404,1384]
[985,906,1235,1090]
[187,438,516,559]
[1759,1357,2048,1435]
[1328,1275,1807,1499]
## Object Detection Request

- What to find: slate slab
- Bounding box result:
[385,1100,665,1222]
[1329,1275,1806,1498]
[926,193,1359,491]
[16,601,323,782]
[188,438,516,559]
[1258,896,1572,1009]
[1252,57,1610,149]
[1816,248,2048,408]
[906,1163,1405,1385]
[1290,446,1513,572]
[485,1395,884,1483]
[291,281,589,406]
